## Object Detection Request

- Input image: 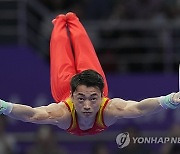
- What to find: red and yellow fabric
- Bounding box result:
[63,97,110,136]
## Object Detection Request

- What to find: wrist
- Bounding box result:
[158,93,178,109]
[0,99,13,115]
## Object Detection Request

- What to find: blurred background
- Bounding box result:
[0,0,179,153]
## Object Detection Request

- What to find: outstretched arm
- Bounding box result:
[0,99,69,127]
[105,92,180,124]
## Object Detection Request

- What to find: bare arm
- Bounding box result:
[109,97,162,119]
[0,100,70,129]
[9,103,65,124]
[105,92,180,125]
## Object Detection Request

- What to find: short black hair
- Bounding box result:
[70,69,104,95]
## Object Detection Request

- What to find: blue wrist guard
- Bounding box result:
[158,93,179,109]
[0,99,13,115]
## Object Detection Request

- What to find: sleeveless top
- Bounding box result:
[63,97,109,136]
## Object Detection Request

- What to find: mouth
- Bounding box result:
[82,112,92,116]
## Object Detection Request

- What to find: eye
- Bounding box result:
[91,97,97,101]
[78,98,84,102]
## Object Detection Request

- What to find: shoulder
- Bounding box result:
[104,98,127,113]
[103,98,127,126]
[47,102,72,130]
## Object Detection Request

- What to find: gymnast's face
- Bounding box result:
[71,85,102,118]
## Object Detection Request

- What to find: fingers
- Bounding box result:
[172,92,180,105]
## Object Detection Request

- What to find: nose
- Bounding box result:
[84,101,91,110]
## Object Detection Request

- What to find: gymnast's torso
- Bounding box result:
[57,97,111,136]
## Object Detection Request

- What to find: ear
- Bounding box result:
[70,91,73,98]
[101,92,104,98]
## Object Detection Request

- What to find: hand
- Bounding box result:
[0,99,5,114]
[0,99,13,115]
[172,92,180,106]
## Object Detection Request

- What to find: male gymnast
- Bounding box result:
[0,13,179,136]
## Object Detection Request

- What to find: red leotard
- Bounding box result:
[63,97,110,136]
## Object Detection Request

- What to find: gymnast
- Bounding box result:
[0,12,179,136]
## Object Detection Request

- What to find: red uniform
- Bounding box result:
[63,97,110,136]
[50,13,109,135]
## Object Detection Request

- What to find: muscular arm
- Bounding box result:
[104,92,180,125]
[109,97,162,119]
[8,103,63,124]
[0,101,70,129]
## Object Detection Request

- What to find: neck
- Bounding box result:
[77,113,96,130]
